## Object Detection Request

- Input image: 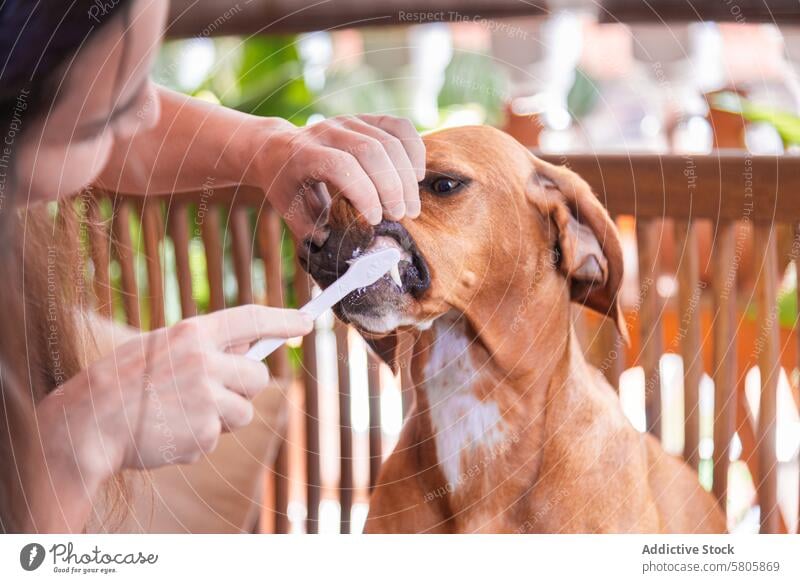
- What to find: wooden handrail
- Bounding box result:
[165,0,800,38]
[107,151,800,222]
[600,0,800,24]
[166,0,548,38]
[537,152,800,221]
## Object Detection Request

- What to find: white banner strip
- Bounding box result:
[2,535,799,582]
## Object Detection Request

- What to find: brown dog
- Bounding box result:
[302,125,726,533]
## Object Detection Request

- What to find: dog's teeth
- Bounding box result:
[389,263,402,288]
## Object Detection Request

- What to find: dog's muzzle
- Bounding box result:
[299,219,431,317]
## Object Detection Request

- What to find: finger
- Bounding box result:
[339,117,420,219]
[202,305,313,349]
[212,352,271,399]
[357,114,426,183]
[214,388,255,431]
[320,125,405,220]
[313,146,382,225]
[321,127,405,220]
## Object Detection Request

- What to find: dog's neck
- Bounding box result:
[412,312,507,489]
[410,304,577,528]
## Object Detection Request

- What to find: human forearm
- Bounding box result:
[93,85,291,195]
[31,390,116,533]
[94,86,426,238]
[27,443,107,533]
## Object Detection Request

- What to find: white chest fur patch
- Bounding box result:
[423,316,505,489]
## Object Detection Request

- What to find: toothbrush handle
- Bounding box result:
[244,295,330,362]
[244,337,287,362]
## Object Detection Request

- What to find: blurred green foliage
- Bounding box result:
[438,52,509,126]
[316,66,401,118]
[154,36,315,123]
[223,37,315,123]
[567,67,599,120]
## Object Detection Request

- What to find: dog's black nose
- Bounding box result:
[301,235,324,258]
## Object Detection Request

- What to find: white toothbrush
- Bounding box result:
[245,247,402,361]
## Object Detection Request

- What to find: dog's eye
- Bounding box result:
[429,177,462,195]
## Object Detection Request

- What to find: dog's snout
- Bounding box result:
[301,234,350,282]
[300,196,431,307]
[301,217,374,285]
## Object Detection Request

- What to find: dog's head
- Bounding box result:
[300,125,625,370]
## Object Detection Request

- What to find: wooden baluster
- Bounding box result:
[141,201,165,330]
[711,221,737,509]
[706,91,748,522]
[111,198,140,328]
[636,219,663,439]
[85,196,112,319]
[201,205,225,312]
[294,258,320,534]
[267,436,290,534]
[334,323,353,533]
[735,380,760,485]
[675,220,703,469]
[753,222,780,534]
[256,209,290,533]
[256,211,290,377]
[230,206,253,306]
[367,353,383,492]
[776,224,795,280]
[166,201,197,318]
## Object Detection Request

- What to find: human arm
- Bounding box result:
[94,85,426,236]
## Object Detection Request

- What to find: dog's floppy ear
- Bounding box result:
[528,155,629,343]
[362,331,400,373]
